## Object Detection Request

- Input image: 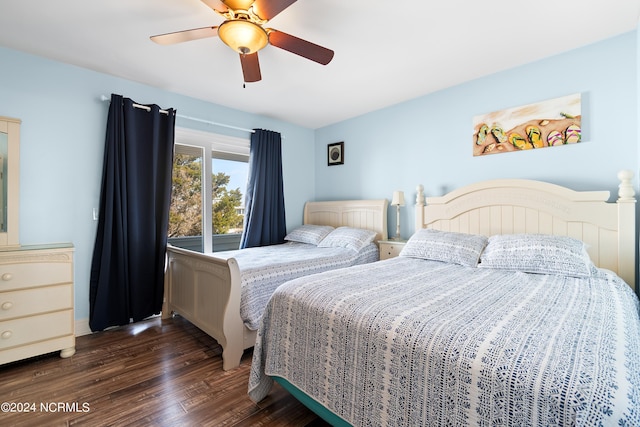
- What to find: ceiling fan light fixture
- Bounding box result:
[218,20,268,54]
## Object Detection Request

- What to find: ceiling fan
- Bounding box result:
[150,0,334,83]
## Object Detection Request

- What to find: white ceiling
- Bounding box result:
[0,0,638,129]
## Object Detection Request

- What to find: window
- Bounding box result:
[168,128,249,252]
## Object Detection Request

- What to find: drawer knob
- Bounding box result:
[1,330,11,340]
[1,273,12,281]
[1,301,12,310]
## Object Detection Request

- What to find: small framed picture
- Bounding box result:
[327,142,344,166]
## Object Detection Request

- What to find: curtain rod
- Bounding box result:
[99,95,255,134]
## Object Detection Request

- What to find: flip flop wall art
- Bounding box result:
[473,93,582,156]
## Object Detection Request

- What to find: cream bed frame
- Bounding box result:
[415,170,636,290]
[162,199,388,370]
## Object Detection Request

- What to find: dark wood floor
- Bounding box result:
[0,315,330,427]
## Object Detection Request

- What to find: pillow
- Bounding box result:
[284,225,335,245]
[399,228,488,267]
[478,234,593,277]
[317,226,377,252]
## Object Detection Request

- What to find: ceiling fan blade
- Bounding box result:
[200,0,229,14]
[240,52,262,82]
[253,0,297,20]
[150,26,219,45]
[268,30,334,65]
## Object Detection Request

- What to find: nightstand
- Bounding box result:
[378,240,407,260]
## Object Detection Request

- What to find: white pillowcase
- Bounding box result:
[479,234,594,277]
[317,226,377,252]
[284,225,335,246]
[399,228,488,267]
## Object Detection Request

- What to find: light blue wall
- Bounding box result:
[0,47,315,324]
[315,31,638,240]
[0,30,637,325]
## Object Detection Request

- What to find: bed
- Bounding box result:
[162,199,388,370]
[248,171,639,426]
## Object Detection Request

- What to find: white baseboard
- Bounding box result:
[75,318,93,337]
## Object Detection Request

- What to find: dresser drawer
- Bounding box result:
[378,241,406,260]
[0,310,74,350]
[0,262,72,292]
[0,284,72,321]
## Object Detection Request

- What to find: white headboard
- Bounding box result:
[415,171,636,290]
[304,199,388,242]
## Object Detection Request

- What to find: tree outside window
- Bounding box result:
[168,135,249,252]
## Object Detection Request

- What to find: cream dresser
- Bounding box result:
[0,243,75,364]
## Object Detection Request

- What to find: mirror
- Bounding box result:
[0,132,6,232]
[0,116,20,248]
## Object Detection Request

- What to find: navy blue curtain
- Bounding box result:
[240,129,286,248]
[89,94,175,332]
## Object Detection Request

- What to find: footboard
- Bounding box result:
[163,245,251,370]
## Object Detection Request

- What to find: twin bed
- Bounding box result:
[248,171,640,426]
[162,199,388,370]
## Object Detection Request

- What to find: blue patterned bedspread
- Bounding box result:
[249,257,640,426]
[214,242,378,330]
